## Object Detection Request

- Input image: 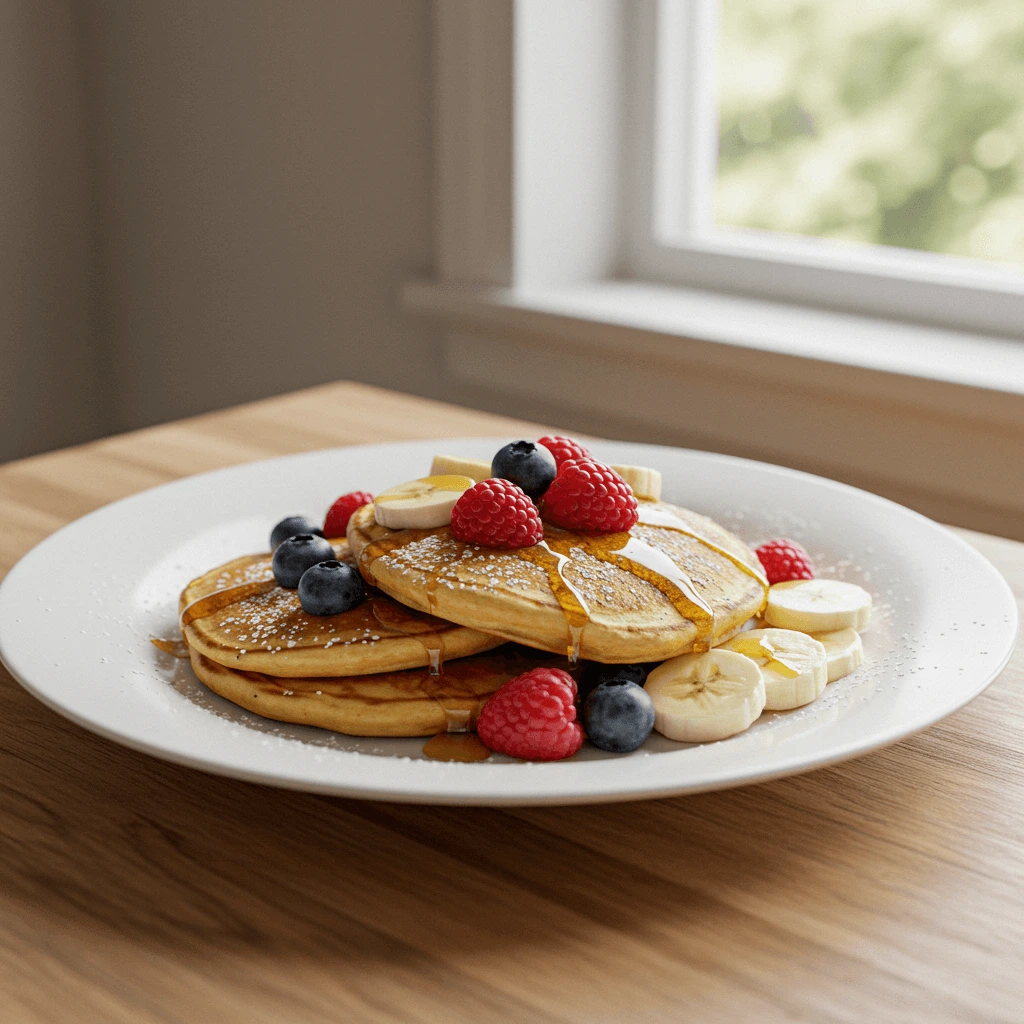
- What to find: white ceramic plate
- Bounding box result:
[0,440,1017,805]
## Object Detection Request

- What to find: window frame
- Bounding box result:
[624,0,1024,339]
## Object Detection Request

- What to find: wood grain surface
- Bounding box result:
[0,381,1021,1024]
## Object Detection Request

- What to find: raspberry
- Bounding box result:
[450,479,544,548]
[755,538,815,584]
[477,668,583,760]
[323,491,374,537]
[537,435,591,469]
[542,459,639,533]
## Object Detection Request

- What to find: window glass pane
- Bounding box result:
[716,0,1024,269]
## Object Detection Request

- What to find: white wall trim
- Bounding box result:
[434,0,626,288]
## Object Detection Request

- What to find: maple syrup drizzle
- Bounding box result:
[369,594,451,677]
[151,576,277,656]
[517,541,591,665]
[178,578,278,628]
[635,505,769,607]
[150,636,189,658]
[422,732,492,762]
[547,532,717,654]
[367,587,483,754]
[419,673,492,761]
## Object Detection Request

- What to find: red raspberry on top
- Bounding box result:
[537,435,591,469]
[476,667,583,761]
[543,459,639,533]
[755,538,815,584]
[450,478,544,548]
[323,490,374,537]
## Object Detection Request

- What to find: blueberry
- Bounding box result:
[578,661,653,703]
[583,679,656,753]
[298,560,366,615]
[271,515,324,550]
[272,533,335,588]
[491,441,557,501]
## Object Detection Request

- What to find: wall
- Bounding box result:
[0,0,106,461]
[81,0,441,434]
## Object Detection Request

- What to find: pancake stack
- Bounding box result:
[176,502,767,740]
[179,541,569,737]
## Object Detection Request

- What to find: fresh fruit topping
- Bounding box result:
[583,679,656,753]
[323,491,374,538]
[537,435,591,469]
[272,534,336,589]
[809,626,864,682]
[476,667,583,760]
[297,560,366,616]
[644,650,766,743]
[542,459,639,533]
[270,515,324,550]
[578,661,653,704]
[755,539,815,584]
[373,475,474,530]
[490,440,557,501]
[721,628,827,711]
[764,579,872,632]
[430,454,493,482]
[610,465,662,502]
[450,478,544,548]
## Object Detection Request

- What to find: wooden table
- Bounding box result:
[1,382,1021,1024]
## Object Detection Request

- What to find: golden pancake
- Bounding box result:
[181,541,504,677]
[188,643,563,737]
[348,501,768,664]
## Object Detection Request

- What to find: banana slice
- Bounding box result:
[720,628,827,710]
[644,649,765,743]
[373,475,473,530]
[430,455,493,482]
[764,579,872,632]
[809,627,864,682]
[611,464,662,501]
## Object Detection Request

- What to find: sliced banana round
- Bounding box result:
[644,649,765,743]
[611,464,662,501]
[763,579,872,632]
[373,475,473,530]
[429,454,493,482]
[809,626,864,682]
[720,628,827,711]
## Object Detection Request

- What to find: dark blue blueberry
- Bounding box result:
[298,560,366,616]
[578,661,653,703]
[270,515,324,551]
[491,440,557,501]
[583,679,656,753]
[272,533,335,588]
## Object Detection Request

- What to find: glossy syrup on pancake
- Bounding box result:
[368,593,504,760]
[176,544,503,677]
[358,502,769,665]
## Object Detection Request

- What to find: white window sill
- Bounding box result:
[402,277,1024,539]
[403,278,1024,429]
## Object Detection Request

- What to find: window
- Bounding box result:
[628,0,1024,336]
[716,0,1024,269]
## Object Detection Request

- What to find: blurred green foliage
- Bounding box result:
[716,0,1024,268]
